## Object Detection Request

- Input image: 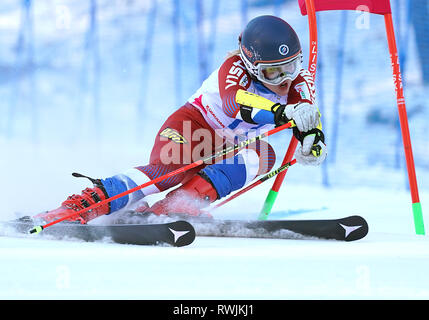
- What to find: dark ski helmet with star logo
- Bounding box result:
[239,15,303,85]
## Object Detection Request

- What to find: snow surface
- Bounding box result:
[1,0,429,300]
[2,181,429,300]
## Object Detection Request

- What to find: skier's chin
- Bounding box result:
[265,80,291,96]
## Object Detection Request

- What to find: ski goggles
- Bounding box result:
[257,55,302,85]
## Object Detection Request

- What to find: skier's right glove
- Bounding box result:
[294,128,327,166]
[273,102,320,132]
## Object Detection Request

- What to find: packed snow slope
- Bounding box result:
[1,177,429,299]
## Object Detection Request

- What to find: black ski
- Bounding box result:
[187,215,368,241]
[1,217,196,247]
[1,214,368,245]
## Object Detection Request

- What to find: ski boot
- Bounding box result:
[136,173,218,218]
[33,179,110,224]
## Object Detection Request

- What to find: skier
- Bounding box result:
[34,15,327,224]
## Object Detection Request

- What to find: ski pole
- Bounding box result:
[211,159,297,211]
[29,121,294,234]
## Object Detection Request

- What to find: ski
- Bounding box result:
[186,215,368,241]
[0,217,196,247]
[1,214,368,245]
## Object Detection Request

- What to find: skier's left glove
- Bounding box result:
[273,102,320,132]
[294,128,327,166]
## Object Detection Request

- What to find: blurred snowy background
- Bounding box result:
[0,0,428,218]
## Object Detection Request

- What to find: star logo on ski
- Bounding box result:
[168,228,190,243]
[339,223,362,238]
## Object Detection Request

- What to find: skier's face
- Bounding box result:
[263,79,292,96]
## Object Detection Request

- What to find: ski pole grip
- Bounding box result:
[29,225,44,234]
[311,144,322,157]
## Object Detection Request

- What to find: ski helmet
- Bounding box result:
[239,15,302,85]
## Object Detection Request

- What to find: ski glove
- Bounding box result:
[295,128,327,166]
[273,102,320,132]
